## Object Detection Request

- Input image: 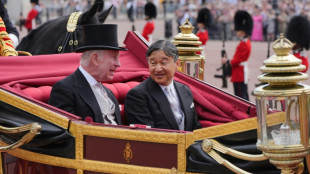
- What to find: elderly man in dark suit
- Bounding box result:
[125,40,201,131]
[49,24,126,124]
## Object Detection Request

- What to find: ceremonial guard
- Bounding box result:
[25,0,40,32]
[286,15,310,73]
[142,1,157,43]
[221,10,253,101]
[196,8,212,55]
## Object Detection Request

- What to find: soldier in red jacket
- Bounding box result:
[142,1,156,43]
[221,10,253,101]
[286,15,310,73]
[196,8,212,55]
[25,0,40,33]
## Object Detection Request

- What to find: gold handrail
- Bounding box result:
[0,122,41,151]
[201,139,268,174]
[17,51,32,56]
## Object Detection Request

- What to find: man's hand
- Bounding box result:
[221,57,228,64]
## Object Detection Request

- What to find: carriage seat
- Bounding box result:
[22,82,140,125]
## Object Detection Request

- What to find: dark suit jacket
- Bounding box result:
[125,77,201,131]
[48,68,122,124]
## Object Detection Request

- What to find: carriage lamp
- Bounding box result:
[171,19,205,81]
[254,34,310,174]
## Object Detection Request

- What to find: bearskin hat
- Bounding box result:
[286,15,310,50]
[196,8,212,28]
[144,2,157,19]
[30,0,39,4]
[234,10,253,36]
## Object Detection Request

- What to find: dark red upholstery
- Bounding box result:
[22,86,53,103]
[21,82,140,125]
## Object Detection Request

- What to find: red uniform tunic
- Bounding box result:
[230,38,251,83]
[142,20,154,42]
[25,9,38,30]
[196,29,209,45]
[293,50,308,73]
[196,29,208,55]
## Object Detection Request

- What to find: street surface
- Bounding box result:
[18,17,310,104]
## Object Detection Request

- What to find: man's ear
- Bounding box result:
[91,53,99,65]
[175,59,181,69]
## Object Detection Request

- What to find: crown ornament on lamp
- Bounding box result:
[171,19,205,80]
[254,33,310,174]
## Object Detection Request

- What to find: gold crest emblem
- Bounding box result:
[123,142,133,162]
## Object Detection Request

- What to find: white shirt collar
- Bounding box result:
[159,80,175,92]
[79,66,98,87]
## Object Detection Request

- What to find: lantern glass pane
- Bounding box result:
[256,95,300,146]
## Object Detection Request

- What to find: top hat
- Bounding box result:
[75,24,127,52]
[30,0,39,4]
[286,15,310,50]
[234,10,253,36]
[196,8,212,28]
[144,2,157,19]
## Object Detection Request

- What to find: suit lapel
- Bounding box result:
[73,69,103,123]
[147,78,179,130]
[175,82,192,131]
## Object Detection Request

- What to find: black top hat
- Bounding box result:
[196,8,212,28]
[75,24,127,52]
[144,2,157,19]
[286,15,310,50]
[234,10,253,36]
[30,0,39,4]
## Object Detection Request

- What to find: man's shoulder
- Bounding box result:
[53,72,76,89]
[175,81,190,90]
[129,79,148,92]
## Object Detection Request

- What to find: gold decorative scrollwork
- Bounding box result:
[0,123,41,151]
[66,12,82,33]
[201,139,268,174]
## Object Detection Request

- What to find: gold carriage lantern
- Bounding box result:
[254,34,310,173]
[171,19,205,81]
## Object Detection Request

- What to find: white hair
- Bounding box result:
[80,50,105,66]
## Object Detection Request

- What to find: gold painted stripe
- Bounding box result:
[0,89,69,129]
[73,122,185,144]
[186,112,284,148]
[71,122,187,172]
[0,141,185,174]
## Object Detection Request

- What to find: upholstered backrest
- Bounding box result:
[21,82,140,125]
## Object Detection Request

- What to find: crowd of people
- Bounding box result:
[22,0,310,43]
[174,0,310,41]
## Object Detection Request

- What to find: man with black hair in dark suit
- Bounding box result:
[125,40,201,131]
[49,24,126,124]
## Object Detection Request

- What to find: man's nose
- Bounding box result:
[155,64,163,71]
[115,58,121,67]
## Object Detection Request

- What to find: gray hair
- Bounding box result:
[146,40,179,62]
[80,50,104,66]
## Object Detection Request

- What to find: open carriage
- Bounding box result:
[0,31,292,174]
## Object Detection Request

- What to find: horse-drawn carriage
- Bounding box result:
[0,29,288,174]
[1,0,309,173]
